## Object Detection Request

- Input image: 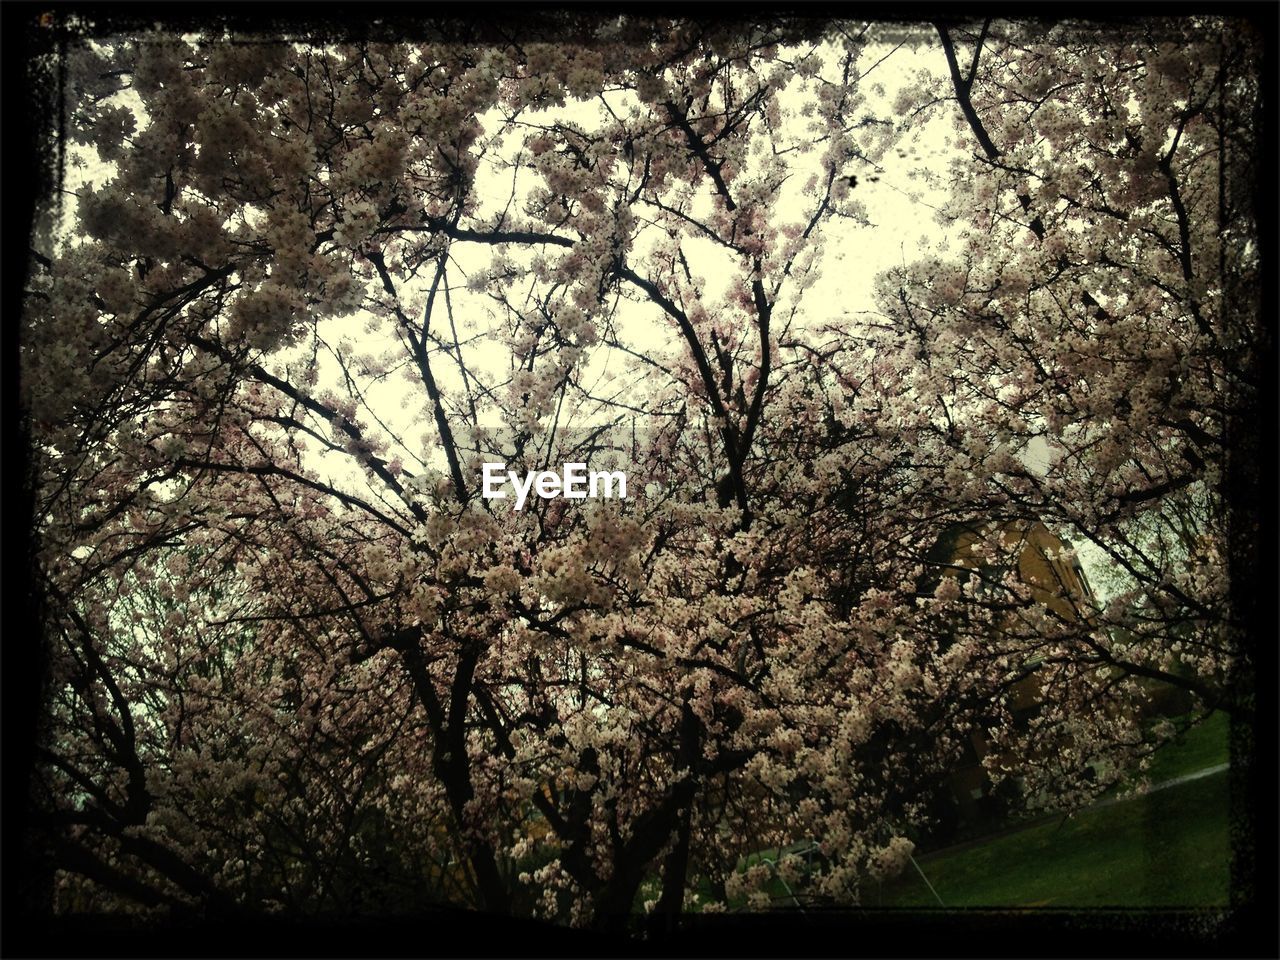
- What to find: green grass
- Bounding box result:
[873,713,1232,908]
[875,770,1230,908]
[1138,710,1229,785]
[665,714,1232,913]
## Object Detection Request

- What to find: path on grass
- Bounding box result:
[1087,761,1229,812]
[917,761,1231,863]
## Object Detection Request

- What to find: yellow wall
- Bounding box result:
[933,519,1099,817]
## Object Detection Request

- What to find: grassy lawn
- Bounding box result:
[661,713,1232,913]
[1138,710,1230,785]
[874,714,1231,908]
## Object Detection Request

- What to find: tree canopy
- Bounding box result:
[15,11,1266,933]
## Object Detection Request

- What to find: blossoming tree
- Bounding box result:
[19,12,1261,931]
[868,16,1263,801]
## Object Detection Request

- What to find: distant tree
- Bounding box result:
[871,16,1262,799]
